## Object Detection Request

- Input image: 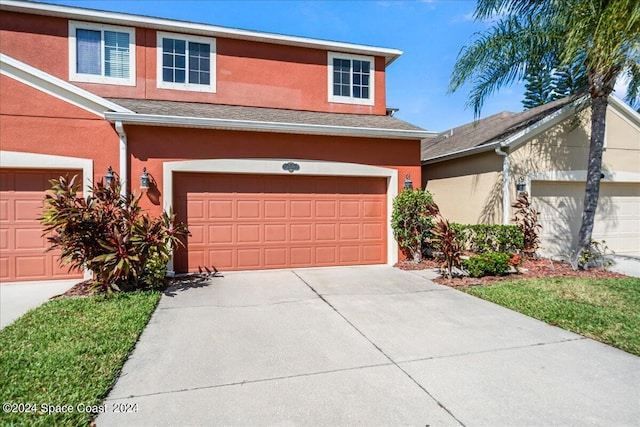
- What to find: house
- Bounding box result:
[0,0,433,283]
[421,96,640,258]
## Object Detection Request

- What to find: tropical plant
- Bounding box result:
[391,188,438,262]
[511,193,541,257]
[41,175,189,292]
[449,0,640,269]
[450,223,524,254]
[431,215,463,279]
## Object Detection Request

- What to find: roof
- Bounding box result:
[421,97,580,163]
[105,98,434,140]
[0,0,402,65]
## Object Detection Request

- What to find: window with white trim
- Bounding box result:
[328,53,374,106]
[69,21,135,86]
[157,32,216,93]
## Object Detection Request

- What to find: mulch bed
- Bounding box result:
[395,256,628,288]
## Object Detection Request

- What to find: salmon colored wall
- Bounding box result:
[0,76,119,185]
[124,125,420,216]
[0,12,386,115]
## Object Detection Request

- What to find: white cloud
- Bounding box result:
[614,73,630,98]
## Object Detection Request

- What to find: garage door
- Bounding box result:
[0,169,83,282]
[173,173,387,272]
[532,181,640,256]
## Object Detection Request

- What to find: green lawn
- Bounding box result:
[0,291,161,427]
[465,277,640,356]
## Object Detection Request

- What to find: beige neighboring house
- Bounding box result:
[421,95,640,257]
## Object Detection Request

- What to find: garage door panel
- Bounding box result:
[264,200,286,218]
[290,247,312,266]
[209,200,232,219]
[315,223,336,241]
[339,223,360,240]
[175,173,387,272]
[1,168,83,282]
[533,181,640,255]
[265,224,287,242]
[291,201,312,218]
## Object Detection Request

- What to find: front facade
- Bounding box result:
[422,97,640,257]
[0,1,432,282]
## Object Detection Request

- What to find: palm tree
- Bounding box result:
[449,0,640,269]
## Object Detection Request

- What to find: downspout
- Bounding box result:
[495,146,510,225]
[114,121,127,197]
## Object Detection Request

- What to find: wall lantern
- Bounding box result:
[104,166,115,187]
[403,174,413,190]
[516,177,527,195]
[140,167,150,191]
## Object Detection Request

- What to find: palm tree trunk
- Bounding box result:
[570,95,608,269]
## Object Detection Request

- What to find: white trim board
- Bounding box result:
[162,158,399,272]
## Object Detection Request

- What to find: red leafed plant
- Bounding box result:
[41,175,189,293]
[511,193,541,257]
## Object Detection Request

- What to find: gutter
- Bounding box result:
[114,121,128,197]
[104,112,436,140]
[494,146,510,225]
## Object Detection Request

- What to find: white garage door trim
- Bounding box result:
[0,150,93,280]
[525,170,640,190]
[163,159,399,273]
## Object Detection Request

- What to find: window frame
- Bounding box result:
[327,52,375,106]
[156,31,216,93]
[68,21,136,86]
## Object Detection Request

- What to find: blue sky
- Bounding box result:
[41,0,530,132]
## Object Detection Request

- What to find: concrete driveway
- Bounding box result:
[97,265,639,426]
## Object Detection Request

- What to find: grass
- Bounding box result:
[0,291,161,427]
[465,277,640,356]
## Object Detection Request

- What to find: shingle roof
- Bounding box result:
[421,97,579,162]
[107,98,426,132]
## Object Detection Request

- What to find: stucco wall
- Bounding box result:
[0,75,118,184]
[0,11,386,115]
[423,151,502,224]
[125,125,421,216]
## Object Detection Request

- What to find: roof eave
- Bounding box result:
[104,112,435,140]
[422,97,585,164]
[0,0,402,65]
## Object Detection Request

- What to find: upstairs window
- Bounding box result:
[157,32,216,93]
[328,53,375,106]
[69,21,135,86]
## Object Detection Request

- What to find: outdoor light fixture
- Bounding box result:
[516,177,527,195]
[104,166,115,186]
[403,174,413,190]
[140,167,150,191]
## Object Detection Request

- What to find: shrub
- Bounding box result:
[431,215,462,279]
[41,176,189,292]
[511,193,541,256]
[450,223,524,253]
[391,188,438,262]
[463,252,511,278]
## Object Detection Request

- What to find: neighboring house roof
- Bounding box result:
[104,98,435,140]
[0,0,402,65]
[421,97,580,163]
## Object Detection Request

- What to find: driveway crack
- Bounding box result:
[292,271,466,427]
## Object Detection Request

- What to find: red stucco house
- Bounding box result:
[0,0,432,282]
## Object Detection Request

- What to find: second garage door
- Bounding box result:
[174,173,387,272]
[0,168,83,282]
[532,181,640,256]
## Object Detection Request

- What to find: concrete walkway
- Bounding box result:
[96,265,640,426]
[0,279,77,329]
